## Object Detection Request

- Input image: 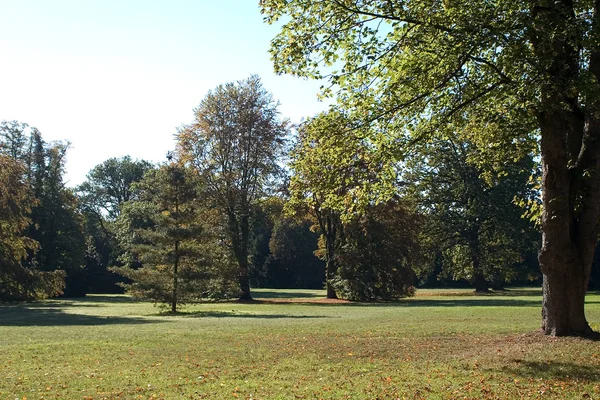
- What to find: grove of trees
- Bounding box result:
[3,0,600,337]
[260,0,600,336]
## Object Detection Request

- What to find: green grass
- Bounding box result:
[1,288,599,399]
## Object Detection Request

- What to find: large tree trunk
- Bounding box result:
[531,0,600,336]
[538,113,597,336]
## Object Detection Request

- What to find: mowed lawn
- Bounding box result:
[1,289,599,399]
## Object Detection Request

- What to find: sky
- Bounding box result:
[0,0,328,186]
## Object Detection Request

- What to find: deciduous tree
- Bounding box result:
[287,110,396,298]
[262,0,600,336]
[177,76,289,300]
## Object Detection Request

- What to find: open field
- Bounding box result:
[1,288,599,399]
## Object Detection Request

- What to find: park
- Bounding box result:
[3,1,600,398]
[1,289,599,398]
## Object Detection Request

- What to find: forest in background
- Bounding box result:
[4,74,588,310]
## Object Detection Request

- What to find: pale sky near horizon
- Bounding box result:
[0,1,327,186]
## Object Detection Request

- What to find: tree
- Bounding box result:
[112,162,233,312]
[77,157,154,293]
[406,135,540,292]
[0,155,65,301]
[287,110,396,298]
[1,121,86,297]
[333,198,420,301]
[177,75,289,300]
[262,0,600,336]
[26,133,87,296]
[78,156,154,220]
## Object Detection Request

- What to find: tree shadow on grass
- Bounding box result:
[71,295,139,304]
[0,304,159,327]
[266,298,543,308]
[252,290,322,299]
[177,310,332,319]
[500,359,600,382]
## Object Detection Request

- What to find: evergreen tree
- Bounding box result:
[113,162,236,312]
[0,155,65,301]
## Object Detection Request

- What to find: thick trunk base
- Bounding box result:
[237,263,252,301]
[237,292,253,302]
[472,272,489,294]
[541,272,592,336]
[326,282,338,299]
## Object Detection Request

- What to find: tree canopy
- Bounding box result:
[262,0,600,336]
[177,75,289,300]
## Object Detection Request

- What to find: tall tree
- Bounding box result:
[27,133,86,296]
[287,110,396,298]
[0,155,65,301]
[177,75,289,301]
[406,135,539,292]
[262,0,600,336]
[0,121,86,296]
[77,157,154,293]
[78,156,154,220]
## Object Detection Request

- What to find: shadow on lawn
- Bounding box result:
[0,303,157,327]
[75,295,139,304]
[503,359,600,382]
[253,290,322,299]
[179,310,331,319]
[270,298,543,308]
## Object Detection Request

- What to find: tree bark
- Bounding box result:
[530,0,600,336]
[538,110,596,336]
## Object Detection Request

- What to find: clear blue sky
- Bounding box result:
[0,0,327,185]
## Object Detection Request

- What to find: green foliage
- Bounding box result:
[77,157,155,293]
[405,135,540,289]
[112,163,237,311]
[333,198,420,301]
[0,121,84,298]
[288,110,397,219]
[78,156,154,220]
[176,75,290,300]
[0,154,65,301]
[262,0,600,334]
[287,110,399,297]
[26,132,87,296]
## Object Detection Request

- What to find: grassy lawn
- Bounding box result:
[1,288,599,399]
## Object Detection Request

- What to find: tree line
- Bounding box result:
[2,75,551,313]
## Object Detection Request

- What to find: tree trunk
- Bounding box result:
[530,0,600,336]
[237,214,252,301]
[538,105,595,336]
[325,217,338,299]
[471,272,489,294]
[325,241,338,299]
[467,232,489,293]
